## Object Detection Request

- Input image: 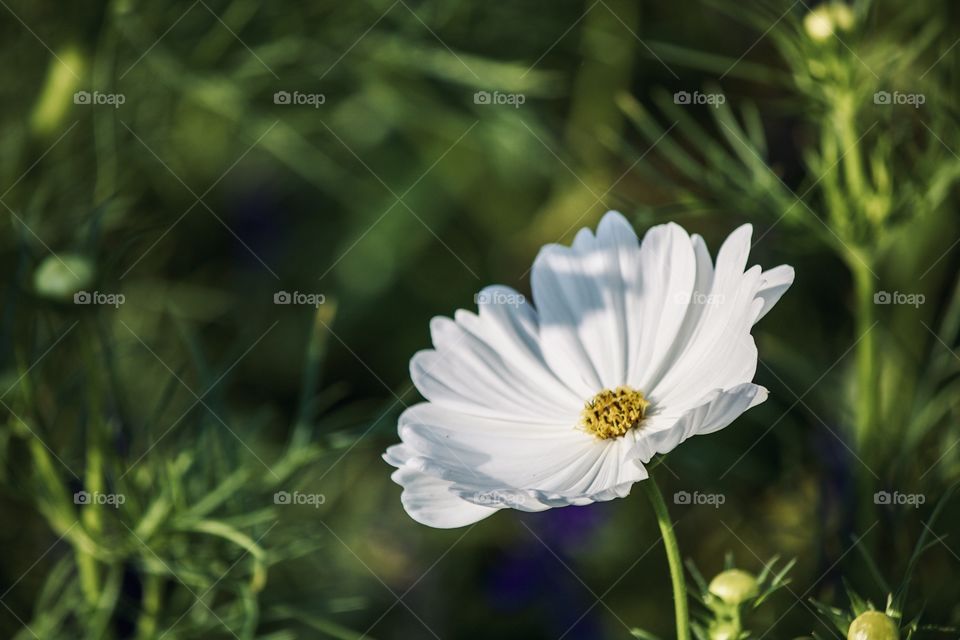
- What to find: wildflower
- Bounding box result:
[385,211,793,528]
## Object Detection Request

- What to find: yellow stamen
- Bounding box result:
[581,386,649,440]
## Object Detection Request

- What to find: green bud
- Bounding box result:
[30,46,85,137]
[847,611,899,640]
[708,620,740,640]
[708,569,759,606]
[804,4,856,42]
[830,4,855,31]
[33,254,94,301]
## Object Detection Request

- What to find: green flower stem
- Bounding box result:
[80,336,106,605]
[850,251,877,450]
[836,93,866,202]
[26,430,99,603]
[833,90,879,453]
[643,473,690,640]
[135,573,162,640]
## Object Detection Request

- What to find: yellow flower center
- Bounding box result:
[581,386,649,440]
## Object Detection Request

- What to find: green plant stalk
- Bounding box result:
[80,337,107,606]
[21,431,110,558]
[26,432,99,603]
[11,407,98,604]
[836,93,865,202]
[642,474,690,640]
[75,531,100,605]
[85,564,122,640]
[135,573,162,640]
[831,90,878,452]
[15,353,105,603]
[850,251,877,450]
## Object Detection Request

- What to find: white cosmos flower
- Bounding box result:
[384,211,793,528]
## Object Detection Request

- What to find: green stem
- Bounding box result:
[135,573,162,640]
[836,93,865,202]
[79,334,106,605]
[16,414,99,603]
[643,474,690,640]
[850,251,877,450]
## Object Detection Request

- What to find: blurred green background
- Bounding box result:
[2,0,960,638]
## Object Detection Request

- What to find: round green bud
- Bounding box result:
[830,4,855,31]
[708,569,759,606]
[803,4,856,42]
[708,620,740,640]
[804,8,834,41]
[33,254,94,301]
[847,611,899,640]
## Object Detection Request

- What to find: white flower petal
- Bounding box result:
[631,232,716,393]
[755,264,795,322]
[393,403,645,507]
[410,289,581,421]
[544,435,648,499]
[632,383,767,461]
[389,466,499,528]
[649,224,788,408]
[383,443,415,467]
[628,222,699,390]
[531,211,699,394]
[691,233,715,285]
[531,242,613,395]
[398,403,589,483]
